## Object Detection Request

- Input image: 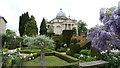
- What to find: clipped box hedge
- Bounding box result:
[53,51,78,63]
[20,49,78,63]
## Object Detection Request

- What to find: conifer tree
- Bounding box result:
[39,18,47,35]
[19,12,29,36]
[25,15,38,36]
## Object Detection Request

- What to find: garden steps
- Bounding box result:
[78,60,109,68]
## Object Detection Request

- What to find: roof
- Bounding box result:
[56,8,67,19]
[0,16,7,23]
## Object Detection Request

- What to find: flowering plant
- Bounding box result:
[87,6,120,51]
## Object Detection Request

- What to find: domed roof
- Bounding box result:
[56,8,66,18]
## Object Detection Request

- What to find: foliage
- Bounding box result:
[91,47,101,59]
[72,27,77,36]
[85,56,96,62]
[86,6,120,51]
[2,29,18,49]
[23,35,54,49]
[19,12,29,36]
[80,49,91,55]
[77,20,87,35]
[70,37,78,44]
[73,53,80,58]
[2,48,8,52]
[23,35,54,67]
[23,56,76,68]
[69,43,81,55]
[52,35,63,50]
[62,30,73,45]
[54,51,78,63]
[101,49,120,68]
[80,40,91,48]
[57,47,67,52]
[39,18,47,35]
[2,53,24,68]
[25,15,38,36]
[79,54,96,62]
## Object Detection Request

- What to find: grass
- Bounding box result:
[24,56,69,66]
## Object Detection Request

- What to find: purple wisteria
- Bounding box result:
[87,7,120,51]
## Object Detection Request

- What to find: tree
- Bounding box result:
[2,29,17,49]
[39,18,47,35]
[77,20,87,35]
[19,12,29,36]
[23,35,54,68]
[25,15,38,36]
[86,7,120,51]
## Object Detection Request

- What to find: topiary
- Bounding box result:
[69,43,81,56]
[62,30,73,45]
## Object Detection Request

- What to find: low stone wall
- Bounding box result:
[78,60,109,68]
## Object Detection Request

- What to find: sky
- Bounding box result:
[0,0,120,35]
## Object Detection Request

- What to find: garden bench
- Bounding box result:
[78,60,109,68]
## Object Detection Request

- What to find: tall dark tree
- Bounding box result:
[19,12,29,36]
[77,20,88,35]
[25,15,38,36]
[39,18,47,35]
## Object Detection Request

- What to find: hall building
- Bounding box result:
[0,16,7,34]
[46,9,78,35]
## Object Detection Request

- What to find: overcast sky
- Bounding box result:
[0,0,120,34]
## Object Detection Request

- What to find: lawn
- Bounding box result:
[24,56,69,66]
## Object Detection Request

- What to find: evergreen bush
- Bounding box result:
[62,30,73,45]
[69,43,81,56]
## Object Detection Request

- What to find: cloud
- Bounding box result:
[0,0,120,34]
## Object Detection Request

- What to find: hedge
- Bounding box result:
[19,50,40,54]
[62,30,73,45]
[53,51,78,63]
[19,49,79,63]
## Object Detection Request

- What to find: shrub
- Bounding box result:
[85,56,96,62]
[80,49,91,55]
[79,54,96,62]
[101,50,120,68]
[91,47,101,59]
[52,35,63,50]
[69,43,81,56]
[62,30,73,45]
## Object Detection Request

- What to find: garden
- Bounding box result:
[1,5,120,68]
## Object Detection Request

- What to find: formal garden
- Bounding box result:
[1,6,120,68]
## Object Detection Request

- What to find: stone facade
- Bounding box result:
[46,9,78,35]
[0,16,7,34]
